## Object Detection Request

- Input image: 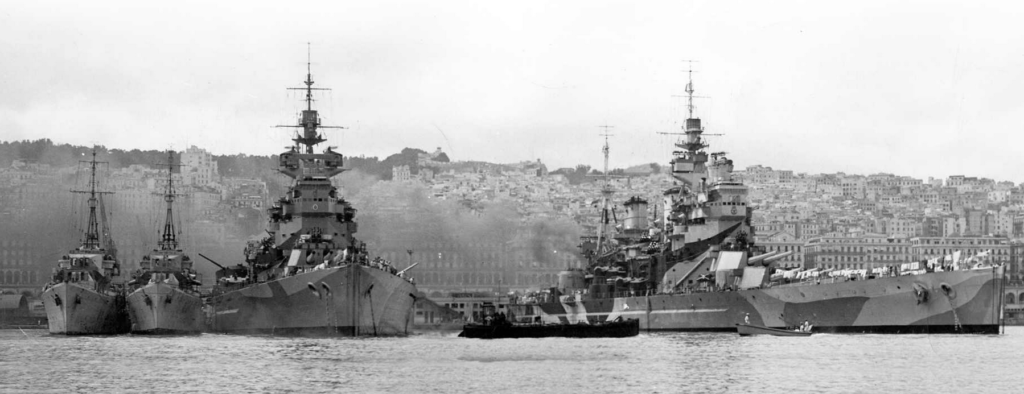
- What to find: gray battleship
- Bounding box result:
[207,54,418,336]
[125,151,205,334]
[513,70,1005,334]
[41,150,129,335]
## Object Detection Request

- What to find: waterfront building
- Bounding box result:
[758,231,804,269]
[909,236,1013,266]
[804,234,914,271]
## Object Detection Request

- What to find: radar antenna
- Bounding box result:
[275,43,347,154]
[685,62,696,119]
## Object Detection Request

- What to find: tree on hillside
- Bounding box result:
[379,148,428,180]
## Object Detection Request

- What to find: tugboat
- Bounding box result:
[514,68,1005,334]
[41,150,129,335]
[125,151,205,334]
[207,49,418,336]
[459,303,639,339]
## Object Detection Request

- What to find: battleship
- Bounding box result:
[207,51,418,336]
[511,70,1006,334]
[41,150,129,335]
[125,151,205,334]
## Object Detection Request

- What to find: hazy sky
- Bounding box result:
[2,1,1022,182]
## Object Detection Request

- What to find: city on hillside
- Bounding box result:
[1,140,1023,306]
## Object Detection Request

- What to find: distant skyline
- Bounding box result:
[2,1,1022,182]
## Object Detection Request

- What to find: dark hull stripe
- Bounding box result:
[642,324,1000,335]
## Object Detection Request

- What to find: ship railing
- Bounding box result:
[585,289,666,299]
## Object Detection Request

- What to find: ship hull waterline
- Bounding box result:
[41,283,129,335]
[528,268,1004,334]
[209,264,417,337]
[126,282,205,335]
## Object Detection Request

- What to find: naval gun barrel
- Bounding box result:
[198,253,227,270]
[747,251,780,265]
[763,251,795,264]
[398,262,418,276]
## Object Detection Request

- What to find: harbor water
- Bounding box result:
[2,327,1022,393]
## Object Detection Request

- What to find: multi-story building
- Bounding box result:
[758,231,804,269]
[392,165,411,182]
[0,239,44,291]
[804,234,914,271]
[181,145,219,187]
[841,177,866,200]
[909,236,1012,265]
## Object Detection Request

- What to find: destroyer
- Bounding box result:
[207,50,418,336]
[516,70,1005,334]
[41,150,129,335]
[125,151,205,334]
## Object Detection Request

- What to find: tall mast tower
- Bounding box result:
[276,43,346,154]
[72,149,111,250]
[679,67,707,155]
[595,125,615,255]
[157,150,184,251]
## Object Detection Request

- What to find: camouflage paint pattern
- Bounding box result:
[526,267,1004,334]
[209,264,417,336]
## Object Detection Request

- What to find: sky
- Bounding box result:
[2,0,1023,182]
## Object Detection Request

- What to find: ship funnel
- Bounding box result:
[623,196,649,230]
[557,269,586,293]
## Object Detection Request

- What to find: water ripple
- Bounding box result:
[2,328,1022,393]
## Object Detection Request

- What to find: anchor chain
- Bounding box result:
[943,289,962,333]
[949,301,962,332]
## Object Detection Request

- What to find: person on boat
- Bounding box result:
[744,313,750,325]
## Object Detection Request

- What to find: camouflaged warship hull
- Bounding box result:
[42,283,129,335]
[528,267,1004,334]
[209,264,417,336]
[127,282,205,335]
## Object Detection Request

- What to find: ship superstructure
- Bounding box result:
[662,69,750,259]
[510,70,1005,334]
[41,150,129,335]
[125,151,205,334]
[208,49,417,336]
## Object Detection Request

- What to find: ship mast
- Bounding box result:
[657,63,722,193]
[158,150,182,251]
[98,193,117,257]
[276,43,345,154]
[680,67,707,154]
[72,149,111,250]
[595,125,615,255]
